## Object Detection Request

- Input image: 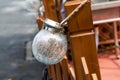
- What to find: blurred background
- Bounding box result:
[0,0,45,80]
[0,0,120,80]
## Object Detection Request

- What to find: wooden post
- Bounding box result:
[113,21,120,58]
[42,0,59,79]
[43,0,59,22]
[65,1,101,80]
[42,0,71,80]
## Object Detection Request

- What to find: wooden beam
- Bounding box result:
[99,38,120,45]
[113,22,120,58]
[70,35,101,80]
[61,58,69,80]
[93,18,120,25]
[50,65,57,80]
[43,0,58,21]
[55,63,62,80]
[42,1,60,80]
[65,1,101,80]
[65,0,93,33]
[70,31,94,38]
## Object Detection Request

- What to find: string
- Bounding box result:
[60,0,88,25]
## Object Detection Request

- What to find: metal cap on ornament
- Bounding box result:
[32,18,67,65]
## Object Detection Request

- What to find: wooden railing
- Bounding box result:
[92,0,120,58]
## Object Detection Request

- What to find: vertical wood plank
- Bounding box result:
[65,1,101,80]
[51,65,57,80]
[42,1,59,80]
[47,66,51,76]
[70,35,101,80]
[113,21,120,58]
[55,63,62,80]
[43,0,58,21]
[61,58,69,80]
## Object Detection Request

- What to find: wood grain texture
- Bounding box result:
[70,35,101,80]
[61,58,69,80]
[55,63,62,80]
[43,0,58,21]
[50,65,57,80]
[65,1,93,33]
[65,1,101,80]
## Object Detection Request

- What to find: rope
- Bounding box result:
[60,0,88,25]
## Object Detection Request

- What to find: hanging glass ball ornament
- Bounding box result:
[32,18,67,65]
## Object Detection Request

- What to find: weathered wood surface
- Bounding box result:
[65,1,101,80]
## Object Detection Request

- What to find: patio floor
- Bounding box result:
[98,50,120,80]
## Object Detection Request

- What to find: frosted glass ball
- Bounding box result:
[32,19,67,64]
